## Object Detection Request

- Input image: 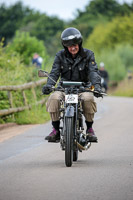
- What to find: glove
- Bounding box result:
[94,84,102,98]
[42,85,53,95]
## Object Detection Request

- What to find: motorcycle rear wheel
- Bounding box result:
[73,150,78,161]
[65,117,74,167]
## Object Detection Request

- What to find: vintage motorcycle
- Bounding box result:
[38,70,105,167]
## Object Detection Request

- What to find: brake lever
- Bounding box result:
[94,91,107,98]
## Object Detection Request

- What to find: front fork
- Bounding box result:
[60,103,90,151]
[60,104,76,151]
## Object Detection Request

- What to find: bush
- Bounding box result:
[0,38,50,124]
[95,47,127,82]
[85,14,133,52]
[115,44,133,70]
[7,31,49,66]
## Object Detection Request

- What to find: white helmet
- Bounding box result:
[100,62,104,67]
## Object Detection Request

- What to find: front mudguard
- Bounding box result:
[65,106,74,117]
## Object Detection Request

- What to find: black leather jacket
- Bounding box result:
[47,47,101,87]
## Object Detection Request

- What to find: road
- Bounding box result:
[0,96,133,200]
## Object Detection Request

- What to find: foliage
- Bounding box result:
[84,14,133,82]
[0,38,21,71]
[111,79,133,97]
[0,1,65,55]
[1,0,133,55]
[0,41,50,124]
[85,14,133,52]
[29,14,64,42]
[25,14,65,55]
[15,104,50,124]
[0,1,33,44]
[70,0,133,39]
[0,39,36,85]
[7,31,48,65]
[95,47,127,82]
[114,44,133,70]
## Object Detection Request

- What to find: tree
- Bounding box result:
[69,0,133,39]
[1,0,133,56]
[85,14,133,52]
[0,1,33,44]
[27,14,65,55]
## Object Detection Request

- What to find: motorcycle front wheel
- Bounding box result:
[65,117,74,167]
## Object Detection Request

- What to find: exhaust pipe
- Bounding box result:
[76,142,91,151]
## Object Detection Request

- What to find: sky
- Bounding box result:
[0,0,133,20]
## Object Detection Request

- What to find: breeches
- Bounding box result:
[46,91,97,122]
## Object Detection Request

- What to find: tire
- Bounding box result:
[65,117,74,167]
[73,150,78,162]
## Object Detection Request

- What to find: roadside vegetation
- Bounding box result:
[0,0,133,124]
[110,79,133,97]
[0,36,52,124]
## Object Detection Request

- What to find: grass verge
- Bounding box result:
[14,104,50,124]
[110,79,133,97]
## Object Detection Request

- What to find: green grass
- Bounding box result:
[110,78,133,97]
[14,104,50,125]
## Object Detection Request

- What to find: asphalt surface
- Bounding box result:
[0,96,133,200]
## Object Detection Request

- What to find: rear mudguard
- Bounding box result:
[65,106,74,117]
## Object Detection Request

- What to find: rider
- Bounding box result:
[99,62,109,92]
[42,27,102,143]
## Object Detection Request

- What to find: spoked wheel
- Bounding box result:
[65,117,74,167]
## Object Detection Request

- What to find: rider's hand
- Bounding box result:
[94,84,102,98]
[42,85,53,95]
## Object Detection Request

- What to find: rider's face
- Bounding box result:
[67,44,79,57]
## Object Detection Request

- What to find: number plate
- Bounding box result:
[65,94,78,103]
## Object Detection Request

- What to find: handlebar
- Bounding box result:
[39,70,107,97]
[52,86,107,98]
[42,80,107,98]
